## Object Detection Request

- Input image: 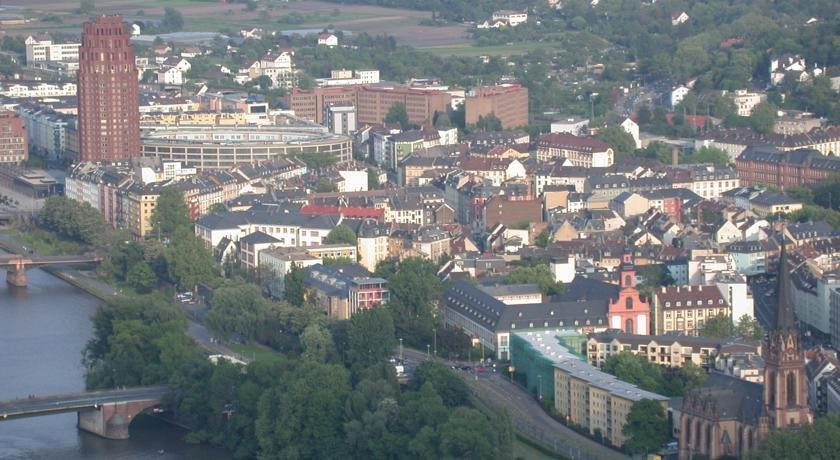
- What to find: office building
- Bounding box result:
[77,15,140,162]
[465,84,529,129]
[324,102,357,135]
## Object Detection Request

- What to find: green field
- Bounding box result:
[419,42,561,57]
[230,343,281,363]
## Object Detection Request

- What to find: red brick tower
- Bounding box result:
[77,15,140,162]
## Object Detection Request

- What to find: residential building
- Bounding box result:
[749,191,803,217]
[491,10,528,27]
[306,264,389,319]
[258,246,322,277]
[736,145,840,190]
[316,33,339,47]
[666,164,739,199]
[357,218,390,272]
[698,126,840,160]
[77,16,140,162]
[464,84,529,129]
[323,102,357,135]
[586,331,721,368]
[730,90,766,117]
[727,240,775,276]
[16,105,73,161]
[511,330,669,448]
[194,210,338,249]
[0,81,77,98]
[536,133,613,167]
[479,284,543,305]
[550,117,589,135]
[240,231,281,272]
[671,85,690,108]
[316,69,380,87]
[653,285,731,336]
[0,111,28,165]
[463,130,529,151]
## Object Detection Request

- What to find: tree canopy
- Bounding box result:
[151,188,192,240]
[506,264,564,296]
[324,224,357,245]
[622,399,670,455]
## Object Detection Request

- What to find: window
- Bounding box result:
[626,297,633,310]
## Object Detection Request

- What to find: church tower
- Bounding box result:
[760,237,812,433]
[608,248,650,334]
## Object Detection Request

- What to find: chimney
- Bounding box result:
[672,147,679,166]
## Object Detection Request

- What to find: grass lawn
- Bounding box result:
[231,343,281,363]
[418,41,560,57]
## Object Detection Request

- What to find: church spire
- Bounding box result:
[774,233,795,331]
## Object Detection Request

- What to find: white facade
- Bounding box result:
[437,127,458,146]
[25,37,80,63]
[195,219,334,249]
[792,271,840,336]
[337,170,368,192]
[0,82,76,98]
[671,86,690,108]
[157,67,184,85]
[715,275,755,321]
[550,117,589,135]
[324,104,356,135]
[620,117,641,149]
[731,90,766,117]
[551,255,576,283]
[491,10,528,27]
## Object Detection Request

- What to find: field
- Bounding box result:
[1,0,471,48]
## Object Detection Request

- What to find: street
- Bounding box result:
[750,277,776,330]
[400,349,628,460]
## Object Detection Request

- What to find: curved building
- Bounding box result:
[141,126,352,170]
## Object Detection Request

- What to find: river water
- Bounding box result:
[0,267,231,460]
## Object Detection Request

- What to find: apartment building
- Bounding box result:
[464,84,529,129]
[0,81,77,98]
[194,210,338,249]
[511,330,669,448]
[736,145,840,190]
[653,285,731,336]
[0,111,28,165]
[586,331,721,368]
[357,218,390,272]
[536,133,614,167]
[306,264,389,319]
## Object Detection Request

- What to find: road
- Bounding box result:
[0,386,169,420]
[401,349,628,460]
[750,277,776,330]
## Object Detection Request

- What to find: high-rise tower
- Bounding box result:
[77,15,140,162]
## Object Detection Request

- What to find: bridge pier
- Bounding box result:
[77,400,160,440]
[6,264,26,287]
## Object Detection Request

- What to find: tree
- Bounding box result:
[165,229,216,290]
[301,323,335,363]
[206,283,272,340]
[506,264,564,296]
[324,224,357,245]
[383,258,444,345]
[385,102,409,130]
[151,188,192,240]
[735,314,764,340]
[439,407,505,459]
[367,168,380,189]
[636,264,674,298]
[535,230,549,248]
[161,7,184,32]
[347,307,396,369]
[686,146,730,166]
[597,125,637,163]
[411,361,468,407]
[750,102,777,134]
[473,114,502,132]
[284,263,309,307]
[208,202,227,214]
[623,399,669,455]
[256,75,272,91]
[434,111,453,129]
[700,313,736,338]
[602,352,664,394]
[750,414,840,459]
[126,261,157,294]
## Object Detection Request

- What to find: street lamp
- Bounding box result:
[399,338,403,362]
[538,374,543,400]
[433,328,437,357]
[426,344,430,358]
[589,92,599,122]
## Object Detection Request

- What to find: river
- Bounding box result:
[0,266,231,460]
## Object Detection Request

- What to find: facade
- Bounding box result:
[25,36,80,63]
[491,10,528,26]
[323,102,357,135]
[731,90,766,117]
[0,111,28,165]
[16,105,74,161]
[464,84,529,129]
[736,146,840,190]
[357,218,390,272]
[287,85,450,126]
[511,330,669,448]
[607,250,650,335]
[536,133,613,167]
[306,264,389,319]
[141,126,351,170]
[0,81,77,98]
[667,164,740,199]
[586,331,721,368]
[77,16,140,162]
[195,210,338,249]
[550,117,589,135]
[653,285,730,336]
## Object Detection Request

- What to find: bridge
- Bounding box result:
[0,253,102,287]
[0,386,169,440]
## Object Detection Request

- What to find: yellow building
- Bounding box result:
[120,184,161,239]
[512,330,669,448]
